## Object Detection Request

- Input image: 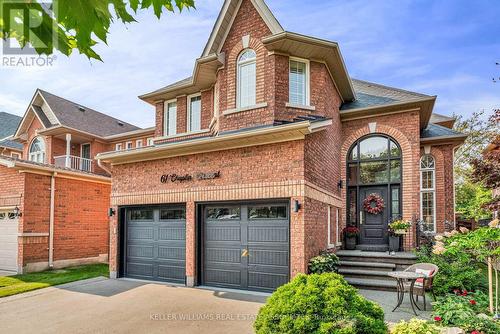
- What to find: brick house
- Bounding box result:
[0,90,154,274]
[97,0,466,292]
[0,112,23,158]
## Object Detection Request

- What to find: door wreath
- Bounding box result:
[363,193,385,215]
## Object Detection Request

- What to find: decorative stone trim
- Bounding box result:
[285,103,316,111]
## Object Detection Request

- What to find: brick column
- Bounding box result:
[109,206,118,279]
[185,201,196,287]
[290,196,306,277]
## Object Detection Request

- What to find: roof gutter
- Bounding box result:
[420,134,468,144]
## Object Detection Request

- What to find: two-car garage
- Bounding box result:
[121,201,290,292]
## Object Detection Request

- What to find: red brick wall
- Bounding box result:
[52,178,110,261]
[111,140,305,193]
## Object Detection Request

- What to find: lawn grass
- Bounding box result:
[0,263,109,298]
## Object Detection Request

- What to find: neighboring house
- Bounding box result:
[0,89,154,273]
[484,141,499,219]
[91,0,466,292]
[0,112,23,158]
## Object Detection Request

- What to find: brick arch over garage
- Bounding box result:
[340,123,419,248]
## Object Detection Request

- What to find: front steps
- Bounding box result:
[337,250,417,291]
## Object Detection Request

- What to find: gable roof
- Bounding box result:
[429,113,456,128]
[32,89,139,137]
[0,112,22,139]
[202,0,283,57]
[341,79,431,111]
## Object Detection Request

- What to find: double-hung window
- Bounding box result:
[420,155,436,232]
[188,95,201,132]
[164,100,177,136]
[289,58,309,106]
[237,49,256,108]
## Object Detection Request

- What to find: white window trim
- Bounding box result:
[29,136,46,163]
[336,208,341,246]
[126,141,133,150]
[420,155,437,233]
[289,56,310,107]
[163,98,177,137]
[187,93,202,133]
[236,49,257,108]
[327,206,335,248]
[80,143,91,158]
[147,138,154,146]
[136,139,143,148]
[115,143,123,151]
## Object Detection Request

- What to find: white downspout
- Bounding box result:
[49,172,56,268]
[97,158,112,175]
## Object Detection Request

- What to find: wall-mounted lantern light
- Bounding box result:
[109,208,116,217]
[13,206,22,218]
[337,180,343,189]
[293,200,301,213]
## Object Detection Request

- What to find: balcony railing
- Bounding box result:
[54,155,93,173]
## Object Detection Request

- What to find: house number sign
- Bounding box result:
[160,171,221,183]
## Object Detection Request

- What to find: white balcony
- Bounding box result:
[54,155,93,173]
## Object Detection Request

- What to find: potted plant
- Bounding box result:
[343,226,359,250]
[388,219,411,252]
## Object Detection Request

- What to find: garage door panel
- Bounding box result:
[248,249,288,267]
[125,206,186,284]
[158,246,185,261]
[203,202,289,292]
[204,268,241,286]
[127,245,154,258]
[248,226,288,242]
[0,215,18,272]
[248,271,288,290]
[205,247,242,264]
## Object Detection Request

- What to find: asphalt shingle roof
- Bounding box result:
[0,112,21,139]
[38,90,140,137]
[421,123,464,139]
[0,138,23,150]
[341,79,430,111]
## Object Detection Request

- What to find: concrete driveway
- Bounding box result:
[0,278,267,334]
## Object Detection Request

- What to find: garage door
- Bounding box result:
[203,202,289,292]
[0,210,19,272]
[124,206,186,284]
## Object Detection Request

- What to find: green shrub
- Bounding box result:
[416,246,487,296]
[254,273,387,334]
[308,251,339,274]
[390,319,441,334]
[432,291,500,334]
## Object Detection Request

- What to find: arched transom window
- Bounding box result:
[237,49,256,108]
[346,135,402,227]
[29,137,46,163]
[420,155,436,232]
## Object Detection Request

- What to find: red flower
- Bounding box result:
[462,290,468,296]
[453,289,460,295]
[471,331,480,334]
[469,299,477,305]
[434,316,442,322]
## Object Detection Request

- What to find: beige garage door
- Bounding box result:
[0,210,19,272]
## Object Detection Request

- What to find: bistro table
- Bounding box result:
[388,271,425,316]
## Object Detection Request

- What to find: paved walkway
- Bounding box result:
[359,289,433,323]
[0,270,16,276]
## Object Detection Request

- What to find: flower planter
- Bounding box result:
[345,236,357,250]
[389,235,400,252]
[394,229,408,235]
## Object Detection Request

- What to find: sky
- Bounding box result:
[0,0,499,128]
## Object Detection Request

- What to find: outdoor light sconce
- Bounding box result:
[13,206,22,218]
[108,208,116,217]
[337,180,344,189]
[293,200,301,213]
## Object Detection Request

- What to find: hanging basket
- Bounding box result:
[363,193,385,215]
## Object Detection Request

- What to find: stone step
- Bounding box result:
[345,277,397,291]
[356,244,389,252]
[337,250,417,267]
[338,261,396,271]
[338,268,394,280]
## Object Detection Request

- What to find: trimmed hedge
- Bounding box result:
[254,273,387,334]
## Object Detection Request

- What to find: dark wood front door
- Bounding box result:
[359,187,388,245]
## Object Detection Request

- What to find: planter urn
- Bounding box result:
[345,236,357,250]
[389,235,400,252]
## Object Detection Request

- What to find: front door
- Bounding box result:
[359,187,388,245]
[80,143,91,171]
